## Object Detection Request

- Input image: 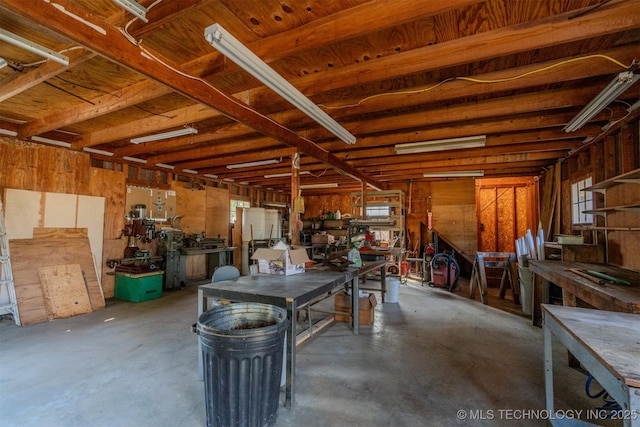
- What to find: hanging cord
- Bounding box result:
[585,374,621,418]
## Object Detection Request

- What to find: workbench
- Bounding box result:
[197,260,386,410]
[529,261,640,326]
[543,305,640,427]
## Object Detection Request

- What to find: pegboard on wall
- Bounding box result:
[125,185,177,219]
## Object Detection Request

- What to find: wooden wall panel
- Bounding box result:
[206,186,230,241]
[91,168,125,240]
[172,181,206,235]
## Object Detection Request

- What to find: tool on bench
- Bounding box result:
[584,270,630,286]
[568,268,606,286]
[567,268,631,286]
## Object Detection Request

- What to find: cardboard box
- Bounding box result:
[251,245,310,276]
[311,233,335,244]
[334,290,377,325]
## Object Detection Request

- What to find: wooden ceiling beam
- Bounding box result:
[0,48,94,103]
[1,0,384,190]
[286,0,640,96]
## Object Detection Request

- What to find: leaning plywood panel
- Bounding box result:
[10,237,104,325]
[77,195,105,279]
[33,228,88,238]
[38,264,92,320]
[4,189,41,239]
[43,192,77,228]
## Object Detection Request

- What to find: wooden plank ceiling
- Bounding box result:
[1,0,639,193]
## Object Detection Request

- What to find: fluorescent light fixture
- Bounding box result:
[264,171,311,178]
[0,57,7,69]
[31,135,71,148]
[627,99,640,113]
[0,29,69,66]
[123,156,147,164]
[367,182,383,191]
[156,163,175,170]
[223,178,235,182]
[131,126,198,144]
[423,170,484,178]
[182,169,198,174]
[227,159,280,169]
[111,0,148,23]
[204,24,356,145]
[0,129,18,137]
[204,174,218,179]
[300,183,338,189]
[83,147,114,156]
[395,135,486,154]
[564,71,640,132]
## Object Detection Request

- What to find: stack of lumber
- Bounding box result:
[9,229,104,325]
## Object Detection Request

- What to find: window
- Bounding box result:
[571,177,593,225]
[366,206,390,218]
[230,199,250,224]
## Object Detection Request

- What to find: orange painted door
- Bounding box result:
[477,178,536,253]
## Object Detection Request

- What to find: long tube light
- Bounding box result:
[0,29,69,66]
[300,183,338,189]
[564,71,640,132]
[204,23,356,145]
[227,159,280,169]
[264,171,311,178]
[111,0,148,23]
[31,135,71,148]
[0,129,18,137]
[0,57,7,69]
[123,156,147,164]
[395,135,486,154]
[131,126,198,144]
[83,147,114,156]
[423,170,484,178]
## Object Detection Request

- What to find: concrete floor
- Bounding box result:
[0,278,614,427]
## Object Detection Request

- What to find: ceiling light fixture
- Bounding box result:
[564,71,640,132]
[204,23,356,145]
[130,126,198,144]
[0,129,18,137]
[0,29,69,66]
[156,163,175,170]
[83,147,114,156]
[264,171,311,178]
[122,156,147,164]
[182,169,198,174]
[395,135,486,154]
[111,0,149,23]
[300,183,339,189]
[0,57,7,69]
[227,159,281,169]
[31,135,71,148]
[423,170,484,178]
[204,174,218,179]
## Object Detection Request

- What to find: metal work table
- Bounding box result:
[529,261,640,326]
[197,260,386,410]
[543,305,640,426]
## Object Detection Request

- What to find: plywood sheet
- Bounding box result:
[38,264,92,319]
[173,181,206,235]
[33,228,88,238]
[77,195,105,278]
[206,186,230,241]
[4,189,41,239]
[10,237,105,325]
[44,192,77,227]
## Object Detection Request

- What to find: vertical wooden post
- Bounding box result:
[290,149,301,245]
[360,181,367,218]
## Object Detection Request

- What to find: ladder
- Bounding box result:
[0,199,20,325]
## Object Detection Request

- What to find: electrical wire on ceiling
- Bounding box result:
[320,54,633,110]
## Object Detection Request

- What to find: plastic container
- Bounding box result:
[197,303,289,427]
[386,281,399,303]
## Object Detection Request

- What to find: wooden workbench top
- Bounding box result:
[543,304,640,388]
[529,261,640,313]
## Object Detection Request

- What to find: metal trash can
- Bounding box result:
[196,303,289,427]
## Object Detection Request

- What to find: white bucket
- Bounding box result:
[386,281,399,303]
[519,266,533,315]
